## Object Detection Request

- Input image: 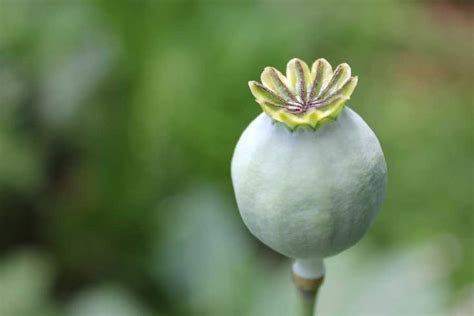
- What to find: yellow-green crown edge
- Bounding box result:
[249,58,358,130]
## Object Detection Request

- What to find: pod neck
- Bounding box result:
[292,257,325,279]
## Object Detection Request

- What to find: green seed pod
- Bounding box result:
[232,58,387,276]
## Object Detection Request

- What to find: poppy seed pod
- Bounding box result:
[231,58,387,278]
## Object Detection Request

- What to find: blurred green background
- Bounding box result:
[0,1,472,315]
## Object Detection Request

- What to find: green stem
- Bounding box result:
[298,289,317,316]
[292,269,324,316]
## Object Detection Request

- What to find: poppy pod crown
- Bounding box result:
[249,58,358,130]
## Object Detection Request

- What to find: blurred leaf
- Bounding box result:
[0,249,58,316]
[67,285,152,316]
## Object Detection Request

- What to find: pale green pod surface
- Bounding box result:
[231,58,387,260]
[231,108,387,259]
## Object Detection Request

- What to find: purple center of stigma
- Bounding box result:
[284,99,327,114]
[279,89,339,113]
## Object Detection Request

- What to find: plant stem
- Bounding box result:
[292,271,324,316]
[298,288,317,316]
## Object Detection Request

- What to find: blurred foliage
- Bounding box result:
[0,0,472,315]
